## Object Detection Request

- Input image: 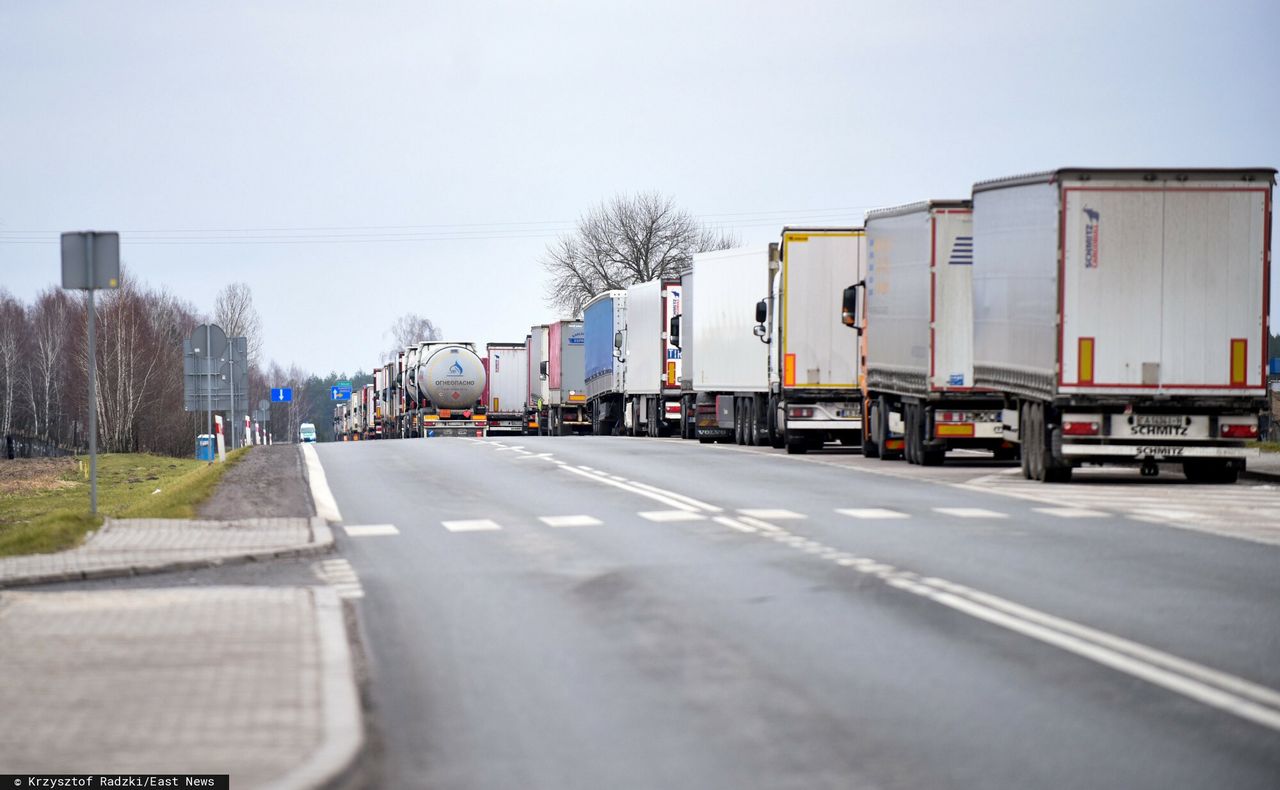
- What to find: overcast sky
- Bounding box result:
[3,1,1277,376]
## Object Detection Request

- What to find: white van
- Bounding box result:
[299,423,317,443]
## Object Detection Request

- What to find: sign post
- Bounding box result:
[61,231,120,517]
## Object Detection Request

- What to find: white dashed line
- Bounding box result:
[836,508,910,520]
[638,510,708,522]
[737,508,806,520]
[933,507,1009,519]
[1034,507,1108,518]
[442,519,503,532]
[1132,509,1197,522]
[538,515,603,528]
[342,524,400,537]
[713,516,758,533]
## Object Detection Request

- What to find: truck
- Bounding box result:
[404,341,489,437]
[755,228,867,453]
[672,267,697,439]
[621,279,683,437]
[856,201,1013,465]
[485,342,528,435]
[971,167,1273,482]
[687,246,772,444]
[525,325,549,434]
[544,320,590,435]
[583,290,627,435]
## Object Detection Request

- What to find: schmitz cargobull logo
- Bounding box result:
[1083,207,1100,268]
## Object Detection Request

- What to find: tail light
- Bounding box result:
[1063,420,1100,436]
[789,406,814,419]
[1221,423,1258,438]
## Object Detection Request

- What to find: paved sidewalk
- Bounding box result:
[0,585,360,788]
[0,516,333,587]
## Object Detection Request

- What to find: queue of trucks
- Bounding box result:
[333,166,1273,483]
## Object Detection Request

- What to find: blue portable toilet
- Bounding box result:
[195,434,215,461]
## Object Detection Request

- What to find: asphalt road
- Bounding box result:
[315,436,1280,790]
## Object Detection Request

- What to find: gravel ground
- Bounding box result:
[198,444,314,519]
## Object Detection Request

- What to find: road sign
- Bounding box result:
[331,386,351,401]
[272,387,293,402]
[61,231,121,290]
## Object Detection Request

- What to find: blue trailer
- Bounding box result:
[583,290,628,435]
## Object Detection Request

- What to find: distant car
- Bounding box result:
[299,423,317,443]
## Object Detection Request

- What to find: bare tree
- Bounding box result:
[214,282,263,361]
[0,291,26,438]
[386,313,443,358]
[542,191,737,316]
[24,288,73,441]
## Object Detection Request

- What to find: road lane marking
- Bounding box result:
[515,452,556,461]
[1132,508,1197,521]
[442,519,502,532]
[730,518,1280,733]
[713,516,758,533]
[559,466,701,512]
[1033,507,1108,518]
[933,507,1008,519]
[734,515,784,532]
[300,444,343,524]
[638,510,707,522]
[737,508,806,520]
[836,508,910,520]
[624,480,722,512]
[342,524,399,537]
[538,515,602,528]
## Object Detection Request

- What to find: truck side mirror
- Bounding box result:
[539,361,548,379]
[754,300,767,324]
[842,281,865,331]
[669,315,681,349]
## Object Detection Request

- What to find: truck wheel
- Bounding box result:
[903,404,918,465]
[770,397,785,449]
[786,436,809,454]
[863,400,881,458]
[1018,403,1032,479]
[750,399,764,446]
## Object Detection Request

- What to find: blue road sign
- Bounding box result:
[331,386,351,401]
[1271,358,1280,375]
[271,387,293,402]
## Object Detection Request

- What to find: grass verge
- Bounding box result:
[0,448,249,558]
[1247,441,1280,453]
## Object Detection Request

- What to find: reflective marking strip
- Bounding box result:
[638,510,707,522]
[1033,508,1107,518]
[1079,337,1095,385]
[1230,338,1247,386]
[737,508,806,520]
[784,353,796,387]
[935,424,975,437]
[343,524,399,536]
[442,519,502,532]
[933,507,1008,519]
[836,508,909,519]
[538,515,602,528]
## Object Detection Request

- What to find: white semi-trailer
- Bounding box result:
[622,279,682,436]
[672,267,697,438]
[524,325,549,433]
[857,201,1013,465]
[485,342,528,435]
[972,167,1273,482]
[756,228,867,453]
[690,246,772,444]
[407,341,488,437]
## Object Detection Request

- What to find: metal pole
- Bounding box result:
[206,326,212,450]
[86,235,97,516]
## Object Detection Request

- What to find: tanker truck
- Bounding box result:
[405,341,489,437]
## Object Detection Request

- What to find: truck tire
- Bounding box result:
[785,434,809,454]
[770,396,785,449]
[863,400,881,458]
[750,399,764,446]
[1019,403,1032,479]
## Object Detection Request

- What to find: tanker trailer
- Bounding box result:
[412,341,489,437]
